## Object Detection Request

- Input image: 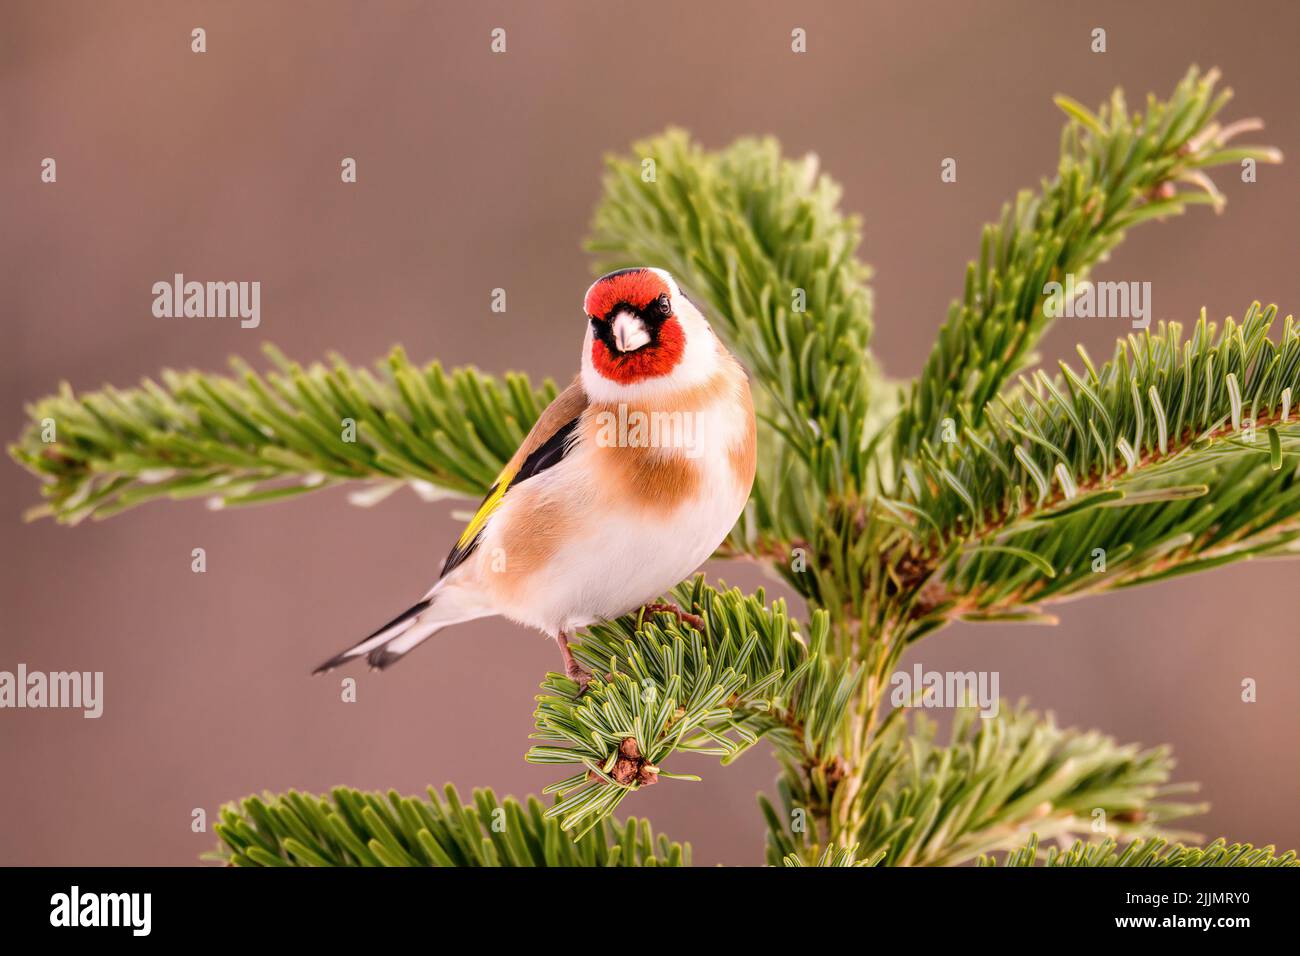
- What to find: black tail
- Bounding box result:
[311,598,432,674]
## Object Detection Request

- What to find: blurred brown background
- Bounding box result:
[2,0,1297,866]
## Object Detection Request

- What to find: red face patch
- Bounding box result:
[584,269,669,321]
[591,316,686,384]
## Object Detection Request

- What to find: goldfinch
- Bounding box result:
[314,267,757,685]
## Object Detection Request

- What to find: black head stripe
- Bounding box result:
[598,267,650,282]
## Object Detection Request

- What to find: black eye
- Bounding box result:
[656,294,672,316]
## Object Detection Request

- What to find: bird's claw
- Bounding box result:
[641,602,705,632]
[566,665,593,693]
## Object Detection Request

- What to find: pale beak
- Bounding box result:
[611,310,651,353]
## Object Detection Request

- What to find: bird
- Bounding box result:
[313,267,757,687]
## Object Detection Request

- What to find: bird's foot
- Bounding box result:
[566,663,593,692]
[641,602,705,632]
[556,630,592,693]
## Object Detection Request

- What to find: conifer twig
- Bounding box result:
[9,345,555,523]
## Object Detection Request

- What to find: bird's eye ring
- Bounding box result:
[656,293,672,316]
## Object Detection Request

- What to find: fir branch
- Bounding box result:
[981,834,1298,867]
[762,703,1203,867]
[894,67,1281,466]
[527,577,861,836]
[890,303,1300,620]
[9,345,555,523]
[210,784,689,867]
